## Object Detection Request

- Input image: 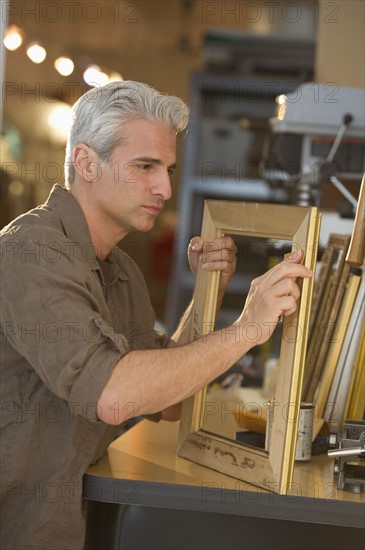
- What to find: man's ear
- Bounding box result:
[73,144,102,183]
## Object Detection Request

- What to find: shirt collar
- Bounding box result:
[97,253,129,286]
[107,248,129,281]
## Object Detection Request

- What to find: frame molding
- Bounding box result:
[177,200,321,494]
[303,234,350,403]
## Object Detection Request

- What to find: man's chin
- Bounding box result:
[138,220,156,233]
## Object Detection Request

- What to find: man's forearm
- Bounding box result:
[97,322,251,425]
[97,257,312,425]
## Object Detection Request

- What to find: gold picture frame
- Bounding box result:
[303,234,351,404]
[177,200,321,495]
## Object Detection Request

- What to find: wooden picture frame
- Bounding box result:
[315,271,360,419]
[325,275,365,431]
[177,200,321,495]
[303,234,351,403]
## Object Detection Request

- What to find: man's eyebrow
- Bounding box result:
[132,157,177,170]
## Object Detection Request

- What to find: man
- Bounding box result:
[0,81,312,549]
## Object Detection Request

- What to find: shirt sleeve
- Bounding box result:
[1,234,129,420]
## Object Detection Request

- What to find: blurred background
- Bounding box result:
[1,0,364,332]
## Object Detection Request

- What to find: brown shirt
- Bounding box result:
[0,185,162,549]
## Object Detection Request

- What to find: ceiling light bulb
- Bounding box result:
[3,25,24,51]
[83,65,109,87]
[277,94,287,106]
[48,104,73,141]
[26,42,47,64]
[54,56,74,76]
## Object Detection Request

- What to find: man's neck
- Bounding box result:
[85,215,121,261]
[68,184,126,261]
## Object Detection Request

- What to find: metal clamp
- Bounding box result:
[327,420,365,493]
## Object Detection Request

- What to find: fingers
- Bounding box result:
[236,248,314,346]
[188,236,237,295]
[252,255,312,289]
[201,248,236,271]
[277,294,299,318]
[190,235,236,252]
[201,241,237,292]
[189,236,237,269]
[271,277,301,302]
[200,236,237,267]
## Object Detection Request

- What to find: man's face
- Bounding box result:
[92,119,177,238]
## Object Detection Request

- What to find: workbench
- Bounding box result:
[83,420,365,550]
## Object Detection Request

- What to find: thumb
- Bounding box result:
[189,236,203,254]
[188,237,203,275]
[285,249,304,264]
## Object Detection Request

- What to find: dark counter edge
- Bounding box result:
[83,474,365,529]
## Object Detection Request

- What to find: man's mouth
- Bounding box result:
[143,205,163,215]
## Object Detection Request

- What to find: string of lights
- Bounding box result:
[3,24,123,86]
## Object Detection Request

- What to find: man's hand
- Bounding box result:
[169,235,236,348]
[188,235,237,298]
[237,250,313,346]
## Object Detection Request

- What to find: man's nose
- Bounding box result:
[152,171,172,201]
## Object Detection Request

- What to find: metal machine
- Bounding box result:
[269,83,364,187]
[262,83,365,243]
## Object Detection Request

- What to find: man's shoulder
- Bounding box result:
[0,205,79,268]
[1,204,63,243]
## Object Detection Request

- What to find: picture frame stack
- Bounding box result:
[311,235,365,431]
[308,171,365,432]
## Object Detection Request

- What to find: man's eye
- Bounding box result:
[168,168,175,177]
[139,164,151,171]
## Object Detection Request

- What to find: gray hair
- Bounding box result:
[64,81,189,186]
